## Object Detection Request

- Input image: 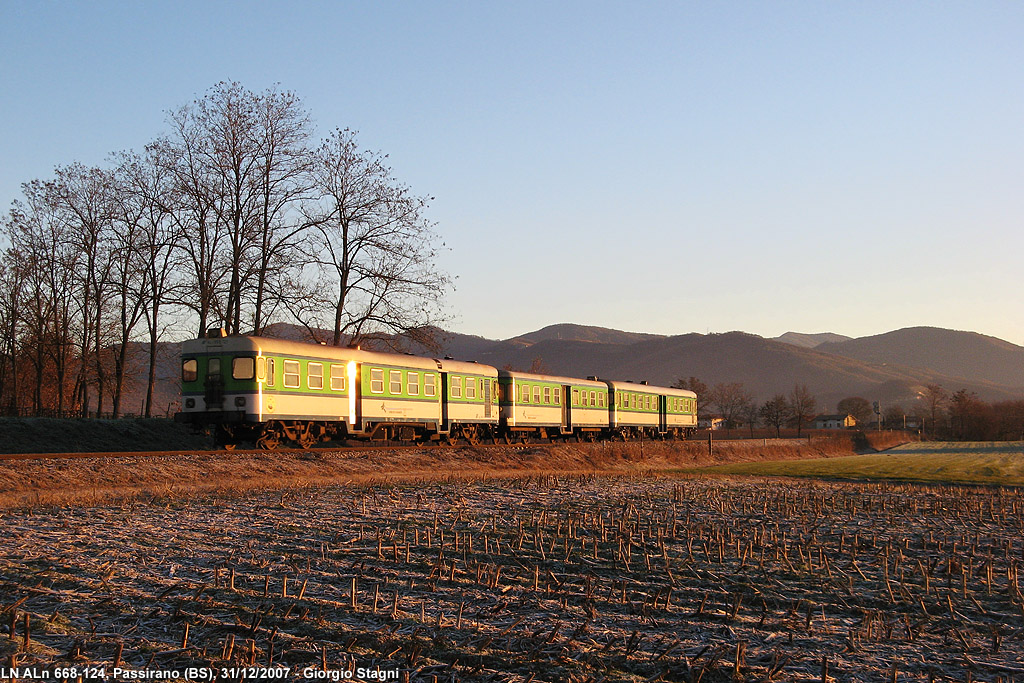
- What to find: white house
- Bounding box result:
[813,414,857,430]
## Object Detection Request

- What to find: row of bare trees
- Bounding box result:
[676,376,1024,441]
[876,385,1024,441]
[674,377,818,437]
[0,82,450,418]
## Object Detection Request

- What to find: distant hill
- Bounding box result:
[816,327,1024,389]
[774,331,853,348]
[507,323,664,347]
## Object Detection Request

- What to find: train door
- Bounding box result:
[440,372,450,433]
[349,361,362,432]
[561,384,572,433]
[483,377,492,419]
[658,395,667,434]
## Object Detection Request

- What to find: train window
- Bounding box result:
[554,387,561,404]
[451,376,462,398]
[533,386,541,403]
[466,377,477,399]
[599,393,605,408]
[267,359,275,386]
[308,362,324,390]
[370,368,384,393]
[257,357,266,381]
[543,386,551,403]
[331,365,346,391]
[521,384,529,403]
[208,358,221,376]
[182,359,198,382]
[232,357,255,380]
[588,390,595,406]
[572,389,579,405]
[424,374,436,397]
[390,370,402,394]
[408,372,419,396]
[283,360,300,388]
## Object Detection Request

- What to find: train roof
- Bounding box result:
[605,380,697,398]
[497,369,608,388]
[180,335,497,376]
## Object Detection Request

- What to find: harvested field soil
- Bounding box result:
[2,475,1022,682]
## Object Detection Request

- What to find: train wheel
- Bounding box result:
[257,430,281,450]
[296,423,317,449]
[462,425,480,446]
[214,425,238,451]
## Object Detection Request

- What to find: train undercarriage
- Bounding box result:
[208,419,694,450]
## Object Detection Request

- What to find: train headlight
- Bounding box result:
[234,397,246,407]
[185,398,195,408]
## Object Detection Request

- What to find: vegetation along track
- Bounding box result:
[0,436,822,463]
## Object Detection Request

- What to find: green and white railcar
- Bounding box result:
[177,334,498,448]
[608,380,697,438]
[498,370,610,439]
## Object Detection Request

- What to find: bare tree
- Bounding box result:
[48,164,119,416]
[837,396,873,425]
[0,246,28,412]
[163,81,313,336]
[742,400,760,437]
[708,382,752,432]
[788,384,817,436]
[759,394,790,437]
[297,128,450,347]
[6,180,84,415]
[919,384,947,439]
[117,145,186,415]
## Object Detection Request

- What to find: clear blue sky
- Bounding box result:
[2,1,1022,344]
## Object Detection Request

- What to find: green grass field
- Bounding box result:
[691,441,1024,486]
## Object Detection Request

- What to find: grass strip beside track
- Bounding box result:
[688,441,1024,486]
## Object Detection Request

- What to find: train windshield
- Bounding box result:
[182,358,197,382]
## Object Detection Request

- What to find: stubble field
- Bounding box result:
[2,467,1023,682]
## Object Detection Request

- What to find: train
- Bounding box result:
[175,330,698,449]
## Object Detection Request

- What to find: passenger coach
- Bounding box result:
[608,380,697,439]
[497,370,609,440]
